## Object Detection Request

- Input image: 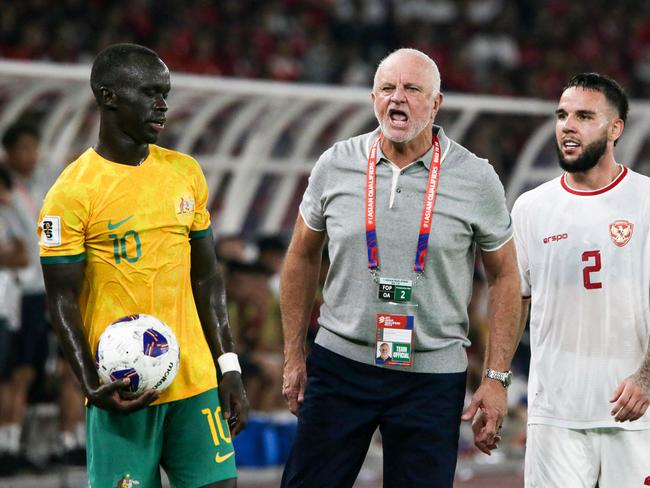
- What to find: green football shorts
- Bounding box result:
[87,387,236,488]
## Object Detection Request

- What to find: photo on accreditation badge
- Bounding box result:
[375,342,393,365]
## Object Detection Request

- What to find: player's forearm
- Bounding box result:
[47,292,100,394]
[42,262,99,395]
[192,264,236,360]
[190,235,238,362]
[280,249,321,363]
[635,337,650,392]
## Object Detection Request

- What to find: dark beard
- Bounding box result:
[556,136,607,173]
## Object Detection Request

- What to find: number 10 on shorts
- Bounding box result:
[201,407,232,446]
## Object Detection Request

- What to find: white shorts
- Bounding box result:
[525,424,650,488]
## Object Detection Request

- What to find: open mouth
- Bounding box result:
[562,139,580,150]
[389,109,408,126]
[149,120,165,132]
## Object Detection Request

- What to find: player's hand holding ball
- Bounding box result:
[93,314,180,412]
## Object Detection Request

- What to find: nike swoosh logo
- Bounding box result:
[214,451,234,464]
[107,215,133,230]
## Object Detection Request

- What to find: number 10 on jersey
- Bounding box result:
[109,230,142,264]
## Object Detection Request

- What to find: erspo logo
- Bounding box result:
[543,233,568,244]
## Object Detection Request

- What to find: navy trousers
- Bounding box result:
[281,344,467,488]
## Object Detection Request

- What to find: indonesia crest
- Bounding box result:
[609,220,633,247]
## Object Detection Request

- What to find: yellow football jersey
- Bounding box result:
[38,145,217,404]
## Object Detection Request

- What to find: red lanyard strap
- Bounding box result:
[365,134,441,273]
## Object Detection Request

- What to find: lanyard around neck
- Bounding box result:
[365,133,441,274]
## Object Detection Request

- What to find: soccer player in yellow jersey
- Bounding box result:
[38,44,248,487]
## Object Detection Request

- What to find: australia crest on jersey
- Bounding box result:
[609,220,633,247]
[177,196,195,215]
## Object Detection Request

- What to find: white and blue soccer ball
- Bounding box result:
[96,314,180,396]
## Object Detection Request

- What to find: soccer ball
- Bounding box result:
[96,314,180,397]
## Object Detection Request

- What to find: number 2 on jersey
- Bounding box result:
[582,250,602,290]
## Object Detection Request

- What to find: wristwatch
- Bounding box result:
[485,369,513,388]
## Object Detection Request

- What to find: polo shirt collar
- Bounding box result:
[375,124,450,170]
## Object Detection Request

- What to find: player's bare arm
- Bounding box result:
[41,261,159,412]
[280,215,326,415]
[610,337,650,422]
[190,233,249,435]
[462,239,521,453]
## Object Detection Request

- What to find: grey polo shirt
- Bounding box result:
[299,125,513,373]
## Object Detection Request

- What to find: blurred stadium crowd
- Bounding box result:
[2,0,644,482]
[1,0,650,97]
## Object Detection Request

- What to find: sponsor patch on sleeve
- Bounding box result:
[41,216,61,246]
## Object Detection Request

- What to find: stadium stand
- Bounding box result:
[1,1,650,486]
[0,0,649,97]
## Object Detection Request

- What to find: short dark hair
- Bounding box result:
[564,73,629,123]
[90,43,160,99]
[2,121,39,151]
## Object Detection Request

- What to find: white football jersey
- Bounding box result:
[513,166,650,429]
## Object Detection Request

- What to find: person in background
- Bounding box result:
[0,165,28,475]
[1,121,87,467]
[225,259,284,411]
[215,234,255,263]
[256,234,288,299]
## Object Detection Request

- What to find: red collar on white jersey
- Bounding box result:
[561,165,628,196]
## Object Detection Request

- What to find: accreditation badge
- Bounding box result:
[375,303,417,368]
[377,277,413,303]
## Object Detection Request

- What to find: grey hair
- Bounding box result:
[374,48,441,96]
